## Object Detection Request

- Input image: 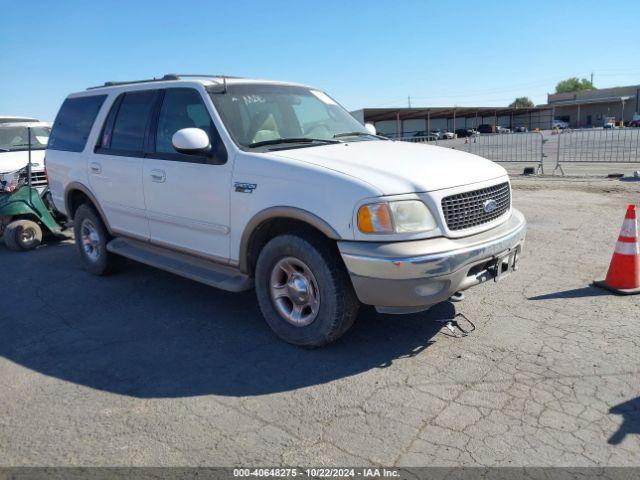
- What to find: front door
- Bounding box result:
[90,90,155,240]
[142,88,231,262]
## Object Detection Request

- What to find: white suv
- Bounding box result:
[46,74,526,346]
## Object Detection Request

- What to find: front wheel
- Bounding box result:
[255,233,359,347]
[3,219,43,251]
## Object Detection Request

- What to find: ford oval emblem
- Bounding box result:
[483,199,498,213]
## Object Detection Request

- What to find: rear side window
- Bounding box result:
[109,90,156,152]
[48,95,106,152]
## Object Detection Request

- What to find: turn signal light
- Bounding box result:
[358,203,393,234]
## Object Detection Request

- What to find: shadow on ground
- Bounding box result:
[1,242,449,398]
[528,286,610,300]
[609,396,640,445]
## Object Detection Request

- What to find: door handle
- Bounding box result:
[150,169,166,183]
[89,162,102,174]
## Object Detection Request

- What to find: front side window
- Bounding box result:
[109,90,156,152]
[209,84,375,149]
[48,95,106,152]
[0,125,51,152]
[153,88,227,163]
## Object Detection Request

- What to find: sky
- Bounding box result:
[2,0,640,121]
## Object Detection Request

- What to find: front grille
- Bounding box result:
[441,182,510,231]
[29,171,47,187]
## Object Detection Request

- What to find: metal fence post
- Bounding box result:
[553,130,565,176]
[538,131,545,175]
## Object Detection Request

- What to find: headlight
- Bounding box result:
[0,168,27,193]
[357,200,437,234]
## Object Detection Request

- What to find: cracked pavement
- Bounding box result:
[1,176,639,466]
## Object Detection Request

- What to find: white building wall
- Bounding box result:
[497,115,510,127]
[429,118,447,130]
[402,119,426,135]
[375,120,398,136]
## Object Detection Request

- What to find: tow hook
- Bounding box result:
[449,291,465,302]
[437,312,476,338]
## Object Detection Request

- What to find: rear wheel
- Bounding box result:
[3,219,43,251]
[73,204,122,275]
[255,233,359,347]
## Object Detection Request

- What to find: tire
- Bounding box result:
[255,233,359,347]
[73,204,122,275]
[3,219,43,251]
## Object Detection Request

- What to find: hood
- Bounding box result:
[0,150,45,174]
[269,140,507,195]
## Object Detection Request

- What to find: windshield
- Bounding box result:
[0,126,51,152]
[209,84,374,149]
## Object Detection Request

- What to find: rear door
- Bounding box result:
[142,87,231,262]
[91,90,156,239]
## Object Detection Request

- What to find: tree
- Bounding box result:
[509,97,534,108]
[555,77,595,94]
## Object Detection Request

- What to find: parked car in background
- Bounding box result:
[0,120,51,194]
[0,116,39,124]
[477,124,495,134]
[442,130,456,139]
[400,132,438,143]
[46,74,526,346]
[454,128,478,138]
[408,131,438,142]
[628,119,640,128]
[496,126,511,134]
[429,129,445,139]
[513,126,528,133]
[603,121,615,129]
[409,131,427,138]
[552,119,569,130]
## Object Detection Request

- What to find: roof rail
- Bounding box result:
[164,73,242,80]
[86,74,179,90]
[87,73,241,90]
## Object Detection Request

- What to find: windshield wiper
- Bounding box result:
[333,131,373,138]
[249,137,339,148]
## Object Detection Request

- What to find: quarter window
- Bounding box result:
[48,95,106,152]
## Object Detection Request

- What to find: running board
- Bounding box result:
[106,237,252,292]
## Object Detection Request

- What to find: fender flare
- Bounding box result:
[64,182,114,235]
[238,206,341,273]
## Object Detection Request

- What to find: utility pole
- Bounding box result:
[590,71,594,86]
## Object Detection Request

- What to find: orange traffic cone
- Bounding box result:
[593,204,640,294]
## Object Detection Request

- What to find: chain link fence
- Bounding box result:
[396,128,640,175]
[397,132,545,173]
[465,132,544,171]
[553,128,640,174]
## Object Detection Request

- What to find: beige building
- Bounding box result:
[544,84,640,127]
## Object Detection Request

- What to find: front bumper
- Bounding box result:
[338,209,526,313]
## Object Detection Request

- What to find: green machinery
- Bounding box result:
[0,127,66,251]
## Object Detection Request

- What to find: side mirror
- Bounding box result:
[172,128,211,155]
[365,123,377,135]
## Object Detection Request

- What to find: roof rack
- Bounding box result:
[86,73,240,90]
[164,73,242,79]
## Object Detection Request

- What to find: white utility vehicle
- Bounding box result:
[46,74,526,346]
[0,119,51,193]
